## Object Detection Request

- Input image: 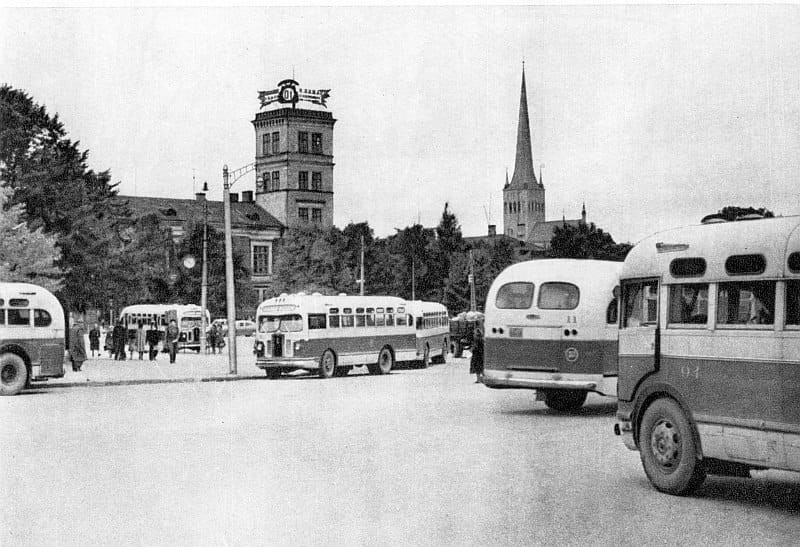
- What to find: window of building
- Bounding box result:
[298,131,309,153]
[667,283,709,325]
[298,171,308,190]
[262,133,270,156]
[311,133,323,154]
[298,207,309,222]
[312,209,322,223]
[717,281,775,326]
[495,282,534,309]
[312,172,322,191]
[538,282,580,310]
[271,132,279,154]
[252,244,271,275]
[259,173,269,193]
[271,171,280,191]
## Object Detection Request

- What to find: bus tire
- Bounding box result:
[452,340,463,358]
[639,397,706,496]
[373,347,393,375]
[319,350,336,379]
[265,368,281,379]
[543,389,587,411]
[0,353,27,396]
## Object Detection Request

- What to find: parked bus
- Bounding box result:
[119,304,210,352]
[1,282,66,395]
[253,293,443,378]
[614,215,800,495]
[482,259,623,410]
[406,300,450,367]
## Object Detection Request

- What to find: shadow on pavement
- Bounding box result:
[499,401,617,418]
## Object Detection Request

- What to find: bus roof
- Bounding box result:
[622,215,800,281]
[0,282,62,307]
[120,304,202,314]
[256,293,412,314]
[491,258,623,285]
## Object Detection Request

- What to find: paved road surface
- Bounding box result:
[2,357,798,545]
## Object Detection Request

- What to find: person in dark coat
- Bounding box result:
[88,323,101,358]
[69,319,88,372]
[112,320,127,361]
[165,319,180,364]
[469,324,484,383]
[146,322,160,361]
[104,325,114,357]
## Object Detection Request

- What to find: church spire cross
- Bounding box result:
[509,66,538,189]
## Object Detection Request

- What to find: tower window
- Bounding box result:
[298,207,309,222]
[271,132,279,154]
[299,171,308,190]
[271,171,280,191]
[259,173,269,192]
[262,133,270,156]
[298,132,309,153]
[311,133,323,154]
[312,209,322,223]
[312,172,322,191]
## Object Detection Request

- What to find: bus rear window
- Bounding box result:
[717,281,775,326]
[495,282,534,309]
[667,284,709,325]
[34,309,52,327]
[538,283,579,310]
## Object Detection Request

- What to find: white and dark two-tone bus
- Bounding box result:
[0,282,66,395]
[253,293,447,378]
[406,300,450,367]
[482,259,623,410]
[119,304,210,351]
[614,215,800,495]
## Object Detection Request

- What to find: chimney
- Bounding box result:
[195,192,206,202]
[488,224,496,237]
[229,193,239,203]
[241,190,254,203]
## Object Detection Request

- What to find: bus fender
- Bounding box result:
[0,344,31,372]
[631,380,704,460]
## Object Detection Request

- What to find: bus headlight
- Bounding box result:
[294,341,303,353]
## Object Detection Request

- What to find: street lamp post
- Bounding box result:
[221,162,255,375]
[200,182,209,355]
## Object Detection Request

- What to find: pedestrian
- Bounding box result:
[88,323,101,358]
[146,322,160,361]
[134,320,147,360]
[165,319,180,364]
[104,325,114,357]
[69,317,88,372]
[207,323,219,354]
[469,324,484,383]
[112,320,127,361]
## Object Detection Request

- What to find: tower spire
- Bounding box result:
[509,65,538,189]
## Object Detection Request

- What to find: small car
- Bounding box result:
[234,320,256,337]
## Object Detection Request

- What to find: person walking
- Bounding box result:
[165,319,180,364]
[134,321,147,360]
[112,320,127,361]
[146,322,160,361]
[69,318,88,372]
[104,325,114,357]
[207,323,219,354]
[88,323,101,358]
[469,324,484,383]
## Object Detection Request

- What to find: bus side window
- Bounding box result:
[396,313,407,326]
[0,309,4,325]
[8,308,30,326]
[308,314,326,329]
[717,281,775,325]
[606,298,618,324]
[329,314,340,328]
[34,309,52,327]
[622,281,658,328]
[667,284,709,325]
[787,280,800,326]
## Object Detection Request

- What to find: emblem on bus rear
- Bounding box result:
[565,347,579,362]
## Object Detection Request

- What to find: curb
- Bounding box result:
[35,374,266,390]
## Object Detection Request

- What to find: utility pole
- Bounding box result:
[359,235,365,296]
[222,165,237,374]
[411,259,416,301]
[468,250,477,312]
[199,182,208,355]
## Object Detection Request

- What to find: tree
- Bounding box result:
[548,221,631,261]
[0,182,62,292]
[701,206,775,223]
[388,224,438,300]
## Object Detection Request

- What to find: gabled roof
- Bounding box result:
[527,219,582,244]
[117,195,284,232]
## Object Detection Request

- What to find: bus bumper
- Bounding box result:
[256,357,318,371]
[482,369,616,396]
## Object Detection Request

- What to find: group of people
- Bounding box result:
[79,319,183,365]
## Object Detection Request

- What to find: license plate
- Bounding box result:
[509,327,522,338]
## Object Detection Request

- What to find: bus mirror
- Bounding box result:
[612,286,620,298]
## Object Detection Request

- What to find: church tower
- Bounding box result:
[253,79,336,229]
[503,67,545,241]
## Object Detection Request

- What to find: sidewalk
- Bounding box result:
[44,338,266,389]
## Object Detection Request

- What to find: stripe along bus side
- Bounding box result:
[483,259,623,411]
[615,215,800,495]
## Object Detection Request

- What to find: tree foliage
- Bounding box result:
[547,221,631,261]
[701,206,775,223]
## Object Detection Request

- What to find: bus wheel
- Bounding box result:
[639,398,706,495]
[373,347,393,375]
[265,368,281,380]
[319,350,336,379]
[0,353,27,396]
[543,389,587,411]
[452,340,463,358]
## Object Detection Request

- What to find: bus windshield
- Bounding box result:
[259,314,303,333]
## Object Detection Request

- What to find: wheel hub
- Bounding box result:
[2,364,17,384]
[650,419,681,469]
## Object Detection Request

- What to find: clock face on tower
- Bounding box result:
[280,85,297,103]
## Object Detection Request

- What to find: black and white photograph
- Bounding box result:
[2,4,800,545]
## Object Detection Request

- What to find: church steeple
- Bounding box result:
[509,65,538,189]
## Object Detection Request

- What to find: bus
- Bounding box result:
[482,259,623,411]
[253,293,444,378]
[1,282,66,395]
[406,300,450,367]
[614,215,800,495]
[119,304,210,352]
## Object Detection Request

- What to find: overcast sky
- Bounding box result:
[3,5,800,244]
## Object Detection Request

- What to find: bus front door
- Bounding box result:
[617,279,660,401]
